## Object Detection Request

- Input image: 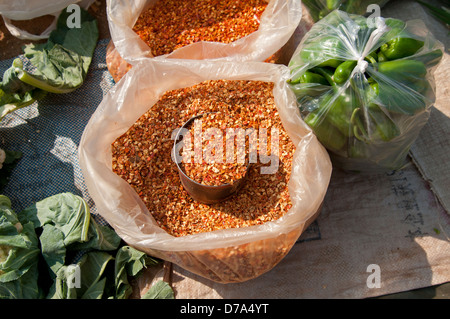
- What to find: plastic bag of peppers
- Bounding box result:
[287,10,444,173]
[302,0,391,21]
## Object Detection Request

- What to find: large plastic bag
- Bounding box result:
[287,10,444,173]
[0,0,95,40]
[106,0,302,65]
[78,58,332,283]
[303,0,391,21]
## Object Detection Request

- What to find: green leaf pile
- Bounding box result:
[0,195,41,298]
[0,193,174,299]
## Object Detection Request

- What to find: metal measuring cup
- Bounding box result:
[172,113,250,204]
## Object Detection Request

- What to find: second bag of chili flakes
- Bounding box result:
[287,10,444,173]
[106,0,302,65]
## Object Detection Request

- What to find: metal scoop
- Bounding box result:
[172,113,250,204]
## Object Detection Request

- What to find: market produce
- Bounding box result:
[288,10,443,172]
[0,193,173,299]
[0,6,98,121]
[303,0,391,21]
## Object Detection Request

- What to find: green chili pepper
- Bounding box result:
[377,59,427,90]
[318,89,357,137]
[300,36,345,68]
[304,110,347,152]
[290,83,331,102]
[326,0,340,10]
[367,103,400,142]
[364,83,401,142]
[380,37,424,60]
[330,93,358,137]
[317,59,344,68]
[348,139,369,158]
[333,60,357,85]
[312,67,335,86]
[375,59,428,115]
[378,59,426,82]
[310,67,359,137]
[377,83,427,115]
[288,70,329,85]
[288,68,331,101]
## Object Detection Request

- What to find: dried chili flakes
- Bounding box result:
[111,80,295,237]
[133,0,268,56]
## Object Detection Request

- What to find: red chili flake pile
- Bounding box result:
[111,80,295,237]
[133,0,268,56]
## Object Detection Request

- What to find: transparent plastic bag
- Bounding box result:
[78,59,332,283]
[303,0,391,21]
[0,0,95,40]
[106,0,302,65]
[288,10,444,173]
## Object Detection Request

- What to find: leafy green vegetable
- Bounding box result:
[141,281,175,299]
[0,84,46,120]
[0,193,174,299]
[114,246,160,299]
[20,7,98,93]
[0,195,41,299]
[47,251,114,299]
[21,192,121,277]
[0,6,98,121]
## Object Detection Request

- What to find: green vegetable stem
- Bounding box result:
[367,103,400,142]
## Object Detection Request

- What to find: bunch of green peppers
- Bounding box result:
[287,12,443,170]
[303,0,391,21]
